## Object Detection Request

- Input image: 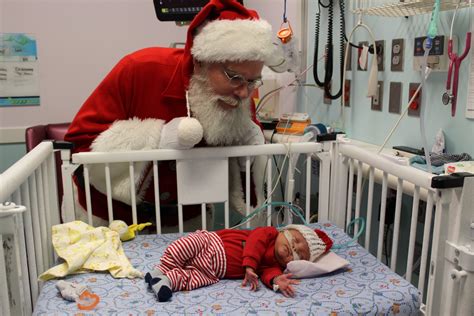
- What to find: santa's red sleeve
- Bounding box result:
[65,55,164,154]
[65,55,165,206]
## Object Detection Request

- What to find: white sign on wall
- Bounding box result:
[0,33,40,107]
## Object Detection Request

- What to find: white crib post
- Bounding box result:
[315,149,331,222]
[424,187,457,315]
[330,138,349,228]
[0,204,28,316]
[438,177,474,316]
[0,234,10,316]
[61,148,79,222]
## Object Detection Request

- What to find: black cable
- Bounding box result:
[312,3,325,87]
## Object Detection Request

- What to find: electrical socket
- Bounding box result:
[357,41,369,71]
[389,82,402,114]
[408,83,421,117]
[376,40,385,71]
[371,81,384,111]
[344,80,351,107]
[391,38,404,72]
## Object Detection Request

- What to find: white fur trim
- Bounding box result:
[191,19,276,64]
[88,118,164,205]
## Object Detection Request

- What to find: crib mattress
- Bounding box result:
[33,222,420,315]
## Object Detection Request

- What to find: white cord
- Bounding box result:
[230,144,292,229]
[450,3,460,40]
[341,17,378,131]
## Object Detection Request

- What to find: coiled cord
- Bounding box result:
[312,0,345,100]
[312,5,325,87]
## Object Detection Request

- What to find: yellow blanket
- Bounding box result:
[39,221,143,281]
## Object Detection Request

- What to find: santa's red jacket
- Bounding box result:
[65,47,262,224]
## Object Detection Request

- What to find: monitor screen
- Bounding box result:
[153,0,243,22]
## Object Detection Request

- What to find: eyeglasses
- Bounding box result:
[222,68,263,90]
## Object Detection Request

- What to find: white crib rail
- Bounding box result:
[0,141,61,315]
[64,142,322,233]
[330,138,469,315]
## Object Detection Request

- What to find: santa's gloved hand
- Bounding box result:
[160,117,203,149]
[238,121,265,172]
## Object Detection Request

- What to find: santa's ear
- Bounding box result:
[193,59,204,72]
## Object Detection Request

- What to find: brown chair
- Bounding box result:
[25,123,71,211]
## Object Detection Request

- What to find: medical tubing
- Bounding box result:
[420,47,432,174]
[420,103,432,173]
[428,0,440,39]
[231,202,308,230]
[332,217,365,249]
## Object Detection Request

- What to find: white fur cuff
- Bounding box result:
[88,118,165,205]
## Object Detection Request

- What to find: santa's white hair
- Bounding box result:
[187,72,253,146]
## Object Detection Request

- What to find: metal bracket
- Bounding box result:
[445,240,474,272]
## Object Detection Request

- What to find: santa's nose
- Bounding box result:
[233,84,251,99]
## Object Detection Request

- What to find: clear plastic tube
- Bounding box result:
[420,40,432,173]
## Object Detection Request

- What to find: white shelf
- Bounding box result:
[352,0,471,17]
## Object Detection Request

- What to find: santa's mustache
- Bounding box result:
[218,95,244,107]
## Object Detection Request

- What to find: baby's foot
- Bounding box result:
[151,275,172,302]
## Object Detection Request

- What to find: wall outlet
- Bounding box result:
[391,38,404,72]
[357,41,369,71]
[371,81,384,111]
[376,40,385,71]
[344,80,351,107]
[389,82,402,114]
[408,83,421,117]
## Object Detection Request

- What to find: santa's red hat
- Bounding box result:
[183,0,276,67]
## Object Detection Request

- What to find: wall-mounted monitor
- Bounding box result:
[153,0,243,22]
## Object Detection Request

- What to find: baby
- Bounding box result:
[145,224,333,302]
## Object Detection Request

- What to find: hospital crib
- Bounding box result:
[0,138,472,315]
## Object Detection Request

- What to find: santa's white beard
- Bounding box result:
[187,74,253,146]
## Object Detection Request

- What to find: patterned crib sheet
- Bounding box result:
[33,222,420,315]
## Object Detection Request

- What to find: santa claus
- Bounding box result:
[64,0,283,229]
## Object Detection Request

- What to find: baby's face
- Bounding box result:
[274,229,310,267]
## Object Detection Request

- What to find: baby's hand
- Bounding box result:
[242,267,259,291]
[274,273,300,297]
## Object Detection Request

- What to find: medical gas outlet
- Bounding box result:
[413,35,456,72]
